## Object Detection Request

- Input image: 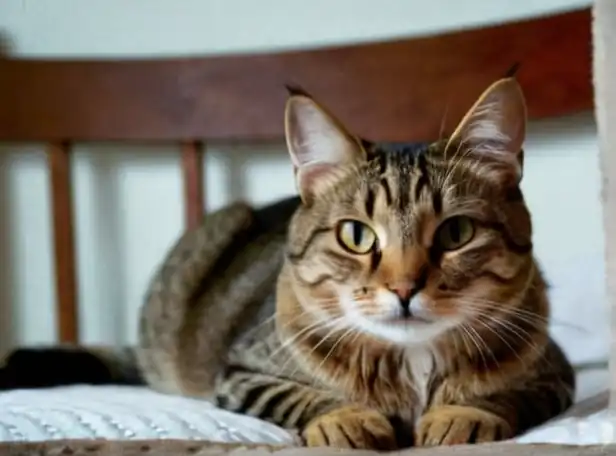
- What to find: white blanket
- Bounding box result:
[0,367,607,446]
[0,385,297,444]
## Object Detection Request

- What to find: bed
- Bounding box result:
[0,4,614,455]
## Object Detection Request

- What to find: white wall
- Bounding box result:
[1,0,591,57]
[0,0,604,368]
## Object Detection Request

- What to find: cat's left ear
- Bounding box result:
[446,77,527,184]
[284,90,366,204]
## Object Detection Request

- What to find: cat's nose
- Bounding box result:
[387,283,413,313]
[388,283,412,300]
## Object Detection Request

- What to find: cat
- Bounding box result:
[0,76,574,450]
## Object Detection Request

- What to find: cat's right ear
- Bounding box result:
[445,77,527,185]
[284,92,365,204]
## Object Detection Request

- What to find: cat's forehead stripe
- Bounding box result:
[379,178,393,206]
[432,189,443,214]
[397,164,411,212]
[370,144,438,217]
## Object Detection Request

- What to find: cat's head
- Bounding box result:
[283,78,534,346]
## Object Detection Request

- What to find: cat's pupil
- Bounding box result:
[353,222,363,245]
[449,222,461,243]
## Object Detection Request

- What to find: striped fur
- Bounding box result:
[0,77,574,450]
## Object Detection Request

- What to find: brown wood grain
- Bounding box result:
[181,141,205,229]
[47,143,79,343]
[1,439,613,456]
[0,8,591,143]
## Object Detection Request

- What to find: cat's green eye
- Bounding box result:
[336,220,377,254]
[435,216,475,251]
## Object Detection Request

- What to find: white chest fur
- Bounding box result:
[406,347,435,420]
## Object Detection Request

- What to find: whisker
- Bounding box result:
[459,324,488,371]
[276,321,345,373]
[285,321,348,377]
[268,316,343,362]
[439,100,450,141]
[466,323,496,370]
[338,331,365,393]
[454,295,588,334]
[315,326,357,373]
[468,310,545,361]
[472,317,526,368]
[456,325,474,357]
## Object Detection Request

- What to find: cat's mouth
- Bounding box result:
[384,314,432,325]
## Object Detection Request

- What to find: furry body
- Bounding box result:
[0,79,574,449]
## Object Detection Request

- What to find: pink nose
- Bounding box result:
[387,282,413,301]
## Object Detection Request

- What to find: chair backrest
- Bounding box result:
[0,8,592,344]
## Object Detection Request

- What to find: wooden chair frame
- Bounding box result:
[0,8,592,344]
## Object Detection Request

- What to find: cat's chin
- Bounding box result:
[354,316,458,346]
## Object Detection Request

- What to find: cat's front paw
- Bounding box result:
[302,406,397,450]
[415,405,512,446]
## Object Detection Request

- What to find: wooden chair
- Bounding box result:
[0,8,592,344]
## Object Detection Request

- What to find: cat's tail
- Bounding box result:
[0,200,258,391]
[0,345,143,389]
[0,197,300,392]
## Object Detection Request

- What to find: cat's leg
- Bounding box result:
[215,365,398,450]
[415,341,574,446]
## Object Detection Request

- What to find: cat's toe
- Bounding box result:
[302,406,397,450]
[415,405,512,446]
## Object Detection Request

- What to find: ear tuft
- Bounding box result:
[504,62,521,78]
[284,84,311,98]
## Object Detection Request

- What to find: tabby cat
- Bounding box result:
[0,77,574,449]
